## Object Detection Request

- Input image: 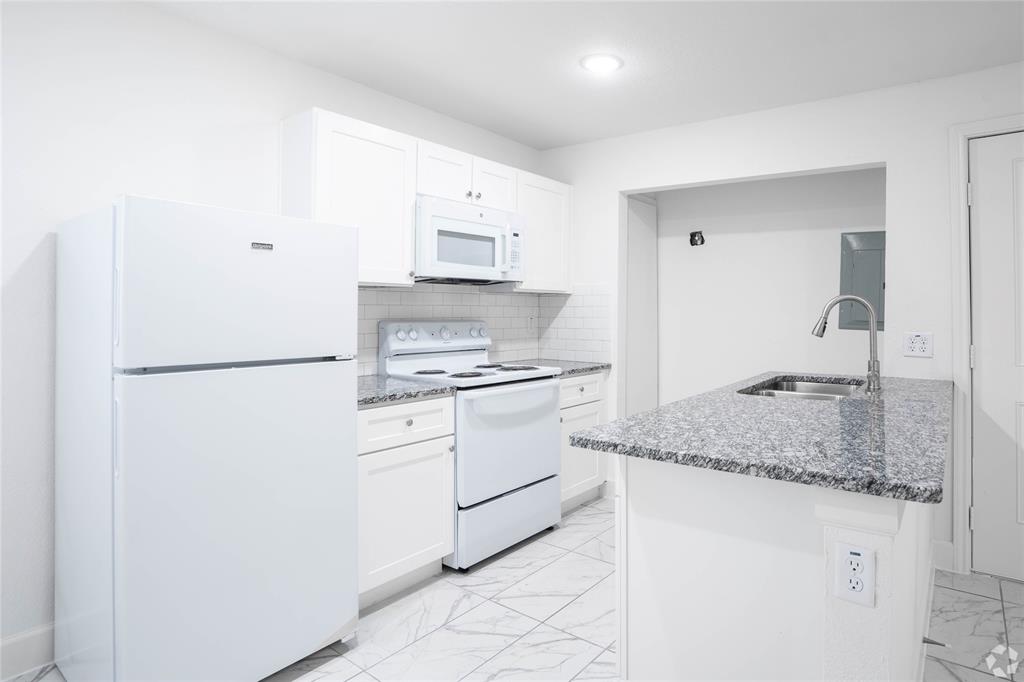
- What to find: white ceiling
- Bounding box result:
[161,1,1024,150]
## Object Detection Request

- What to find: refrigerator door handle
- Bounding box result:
[113,266,121,347]
[112,397,120,479]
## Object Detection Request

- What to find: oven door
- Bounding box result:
[455,378,560,507]
[415,196,520,281]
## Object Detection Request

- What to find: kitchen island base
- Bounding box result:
[618,456,932,680]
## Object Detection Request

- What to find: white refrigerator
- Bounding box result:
[55,196,359,681]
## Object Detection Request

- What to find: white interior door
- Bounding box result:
[113,361,357,681]
[115,196,357,369]
[971,130,1024,580]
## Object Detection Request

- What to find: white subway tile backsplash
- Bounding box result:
[358,283,541,375]
[537,284,612,363]
[357,282,612,375]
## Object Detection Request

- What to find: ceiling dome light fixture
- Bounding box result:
[580,54,624,75]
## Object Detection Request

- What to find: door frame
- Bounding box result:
[949,114,1024,573]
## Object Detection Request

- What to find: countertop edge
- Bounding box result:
[569,432,944,504]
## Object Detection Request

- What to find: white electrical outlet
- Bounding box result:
[834,542,875,607]
[903,332,934,358]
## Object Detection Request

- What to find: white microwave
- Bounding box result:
[415,195,524,284]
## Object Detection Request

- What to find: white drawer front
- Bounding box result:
[559,373,606,409]
[357,397,454,454]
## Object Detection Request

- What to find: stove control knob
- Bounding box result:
[440,326,451,341]
[395,329,407,341]
[469,327,479,338]
[479,326,488,338]
[408,328,419,341]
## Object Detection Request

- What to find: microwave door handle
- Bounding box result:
[501,228,511,272]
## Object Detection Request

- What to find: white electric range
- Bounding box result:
[379,320,562,569]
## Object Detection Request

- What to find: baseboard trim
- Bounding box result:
[932,539,955,572]
[1,623,54,681]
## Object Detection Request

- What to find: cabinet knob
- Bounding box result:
[560,416,563,423]
[465,190,473,199]
[579,386,585,393]
[475,192,482,200]
[448,445,455,452]
[406,418,414,426]
[408,271,415,278]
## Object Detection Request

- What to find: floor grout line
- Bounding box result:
[926,656,1001,681]
[353,594,494,677]
[537,572,614,643]
[454,616,547,681]
[569,643,615,682]
[441,544,572,600]
[934,582,1006,602]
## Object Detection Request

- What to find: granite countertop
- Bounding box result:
[569,371,953,503]
[521,359,612,377]
[358,375,455,409]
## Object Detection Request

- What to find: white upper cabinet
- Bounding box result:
[515,172,572,293]
[283,108,570,292]
[417,141,474,203]
[417,141,517,212]
[471,158,517,212]
[282,109,417,287]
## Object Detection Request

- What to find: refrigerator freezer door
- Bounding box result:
[114,196,357,369]
[112,361,357,682]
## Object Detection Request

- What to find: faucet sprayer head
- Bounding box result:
[811,316,828,338]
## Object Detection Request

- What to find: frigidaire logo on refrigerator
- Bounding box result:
[251,242,274,250]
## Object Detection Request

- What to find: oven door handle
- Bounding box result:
[459,377,558,401]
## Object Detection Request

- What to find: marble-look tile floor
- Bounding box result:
[926,569,1024,680]
[13,500,614,682]
[25,516,1024,682]
[266,497,617,682]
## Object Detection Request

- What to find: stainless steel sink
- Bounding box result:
[739,377,864,401]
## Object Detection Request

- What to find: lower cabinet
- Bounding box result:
[358,434,455,594]
[559,377,608,502]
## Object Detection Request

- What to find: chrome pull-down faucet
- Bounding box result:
[811,295,881,394]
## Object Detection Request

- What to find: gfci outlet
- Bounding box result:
[834,542,875,607]
[903,332,934,358]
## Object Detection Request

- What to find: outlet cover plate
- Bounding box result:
[834,542,875,607]
[903,332,934,358]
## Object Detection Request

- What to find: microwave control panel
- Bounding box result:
[508,230,523,274]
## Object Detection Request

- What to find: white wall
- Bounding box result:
[624,198,658,416]
[540,62,1024,562]
[655,168,886,402]
[0,3,544,675]
[542,61,1024,398]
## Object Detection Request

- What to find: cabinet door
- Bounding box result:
[313,111,416,286]
[358,436,455,593]
[472,158,517,211]
[417,141,474,203]
[516,172,572,293]
[560,400,606,502]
